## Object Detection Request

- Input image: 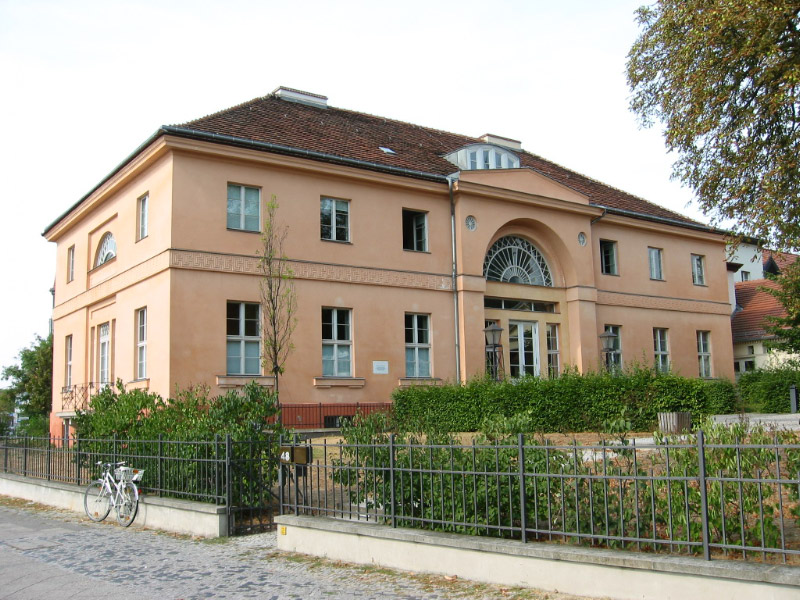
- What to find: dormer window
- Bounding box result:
[94,233,117,267]
[445,144,520,172]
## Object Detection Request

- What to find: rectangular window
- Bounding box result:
[98,322,110,385]
[402,209,428,252]
[653,328,670,373]
[320,197,350,242]
[137,194,149,240]
[494,153,502,169]
[469,151,478,170]
[227,184,260,232]
[509,321,539,378]
[65,335,73,388]
[697,330,711,378]
[648,247,663,280]
[405,314,431,378]
[226,302,260,375]
[741,270,750,281]
[136,308,147,379]
[67,246,75,283]
[604,325,622,371]
[482,149,490,169]
[322,308,352,376]
[691,254,706,285]
[600,240,618,275]
[546,323,560,378]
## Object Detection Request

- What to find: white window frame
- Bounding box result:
[600,240,618,275]
[226,302,261,375]
[98,322,110,385]
[320,197,350,242]
[322,308,352,377]
[405,313,431,378]
[95,233,116,267]
[137,194,149,241]
[653,328,670,373]
[402,209,428,252]
[691,254,706,285]
[65,335,72,388]
[648,247,664,280]
[604,324,622,371]
[546,323,560,378]
[227,184,261,232]
[136,307,147,380]
[67,245,75,283]
[741,270,750,282]
[509,321,539,378]
[697,330,711,378]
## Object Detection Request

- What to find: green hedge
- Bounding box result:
[392,368,737,433]
[737,362,800,413]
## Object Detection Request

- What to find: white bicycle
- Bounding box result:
[84,461,144,527]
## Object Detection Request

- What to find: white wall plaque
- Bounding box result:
[372,361,389,375]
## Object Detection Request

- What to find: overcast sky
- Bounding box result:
[0,0,703,378]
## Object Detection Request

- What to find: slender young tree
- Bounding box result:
[259,196,297,421]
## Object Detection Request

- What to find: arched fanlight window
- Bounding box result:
[94,233,117,267]
[483,236,553,287]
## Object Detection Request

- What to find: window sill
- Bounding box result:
[398,377,442,388]
[601,272,619,277]
[313,377,366,389]
[321,239,352,245]
[226,227,261,234]
[217,375,275,388]
[693,283,708,287]
[402,249,431,254]
[126,378,150,390]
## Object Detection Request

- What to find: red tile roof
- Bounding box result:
[178,93,703,227]
[763,250,798,273]
[732,279,786,342]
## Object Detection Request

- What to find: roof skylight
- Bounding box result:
[379,147,396,155]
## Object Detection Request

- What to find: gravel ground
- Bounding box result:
[0,496,595,600]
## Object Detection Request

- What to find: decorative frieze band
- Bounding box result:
[597,290,731,315]
[169,249,453,291]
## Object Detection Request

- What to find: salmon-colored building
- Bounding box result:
[45,87,734,437]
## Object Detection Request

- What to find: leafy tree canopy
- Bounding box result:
[627,1,800,250]
[0,334,52,420]
[764,260,800,353]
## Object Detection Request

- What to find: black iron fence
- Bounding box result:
[280,432,800,564]
[0,434,280,535]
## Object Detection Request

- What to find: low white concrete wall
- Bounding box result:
[275,515,800,600]
[0,473,228,537]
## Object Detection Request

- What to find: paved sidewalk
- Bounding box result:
[0,499,589,600]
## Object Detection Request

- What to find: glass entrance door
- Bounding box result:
[509,321,539,377]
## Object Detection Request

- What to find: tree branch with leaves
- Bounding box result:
[259,196,297,417]
[627,0,800,250]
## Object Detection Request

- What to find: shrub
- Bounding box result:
[393,367,736,433]
[737,361,800,413]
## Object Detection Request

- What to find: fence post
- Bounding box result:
[157,433,163,497]
[46,435,52,482]
[518,433,528,543]
[697,429,711,561]
[112,433,117,466]
[75,436,81,485]
[278,434,284,515]
[389,434,397,528]
[23,436,28,476]
[293,433,299,516]
[319,403,323,429]
[790,385,798,413]
[214,434,221,504]
[225,434,233,533]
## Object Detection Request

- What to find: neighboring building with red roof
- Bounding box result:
[43,87,735,437]
[732,279,798,374]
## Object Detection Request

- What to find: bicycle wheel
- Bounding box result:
[116,481,139,527]
[84,481,111,522]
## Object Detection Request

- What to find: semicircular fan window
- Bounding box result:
[483,236,553,287]
[94,233,117,267]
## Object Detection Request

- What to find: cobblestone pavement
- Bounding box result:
[0,498,592,600]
